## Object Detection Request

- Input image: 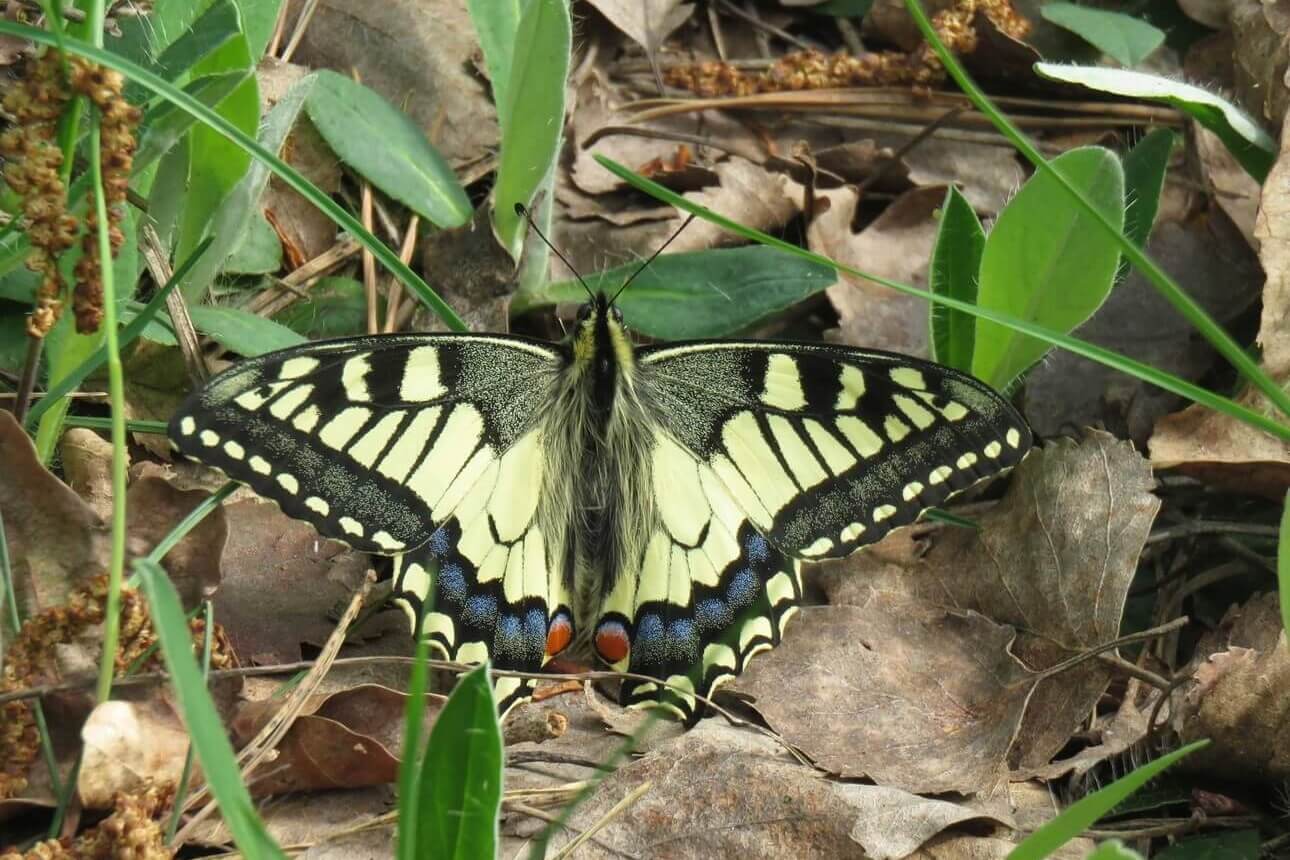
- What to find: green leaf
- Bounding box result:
[237,0,285,60]
[1040,4,1164,67]
[135,559,287,860]
[513,246,837,339]
[135,71,250,170]
[492,0,571,258]
[1280,490,1290,638]
[176,74,313,302]
[1086,840,1145,860]
[809,0,875,15]
[144,0,240,83]
[1153,830,1261,860]
[272,276,370,338]
[1122,128,1174,250]
[224,210,283,275]
[187,305,306,355]
[467,0,523,115]
[929,186,984,373]
[1034,63,1276,182]
[305,70,471,229]
[1007,741,1207,860]
[416,664,503,860]
[973,146,1124,391]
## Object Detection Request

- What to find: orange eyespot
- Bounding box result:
[546,614,573,657]
[594,620,630,664]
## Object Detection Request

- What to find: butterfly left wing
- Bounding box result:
[637,341,1032,561]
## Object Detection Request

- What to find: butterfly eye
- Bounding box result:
[610,306,624,323]
[576,304,592,322]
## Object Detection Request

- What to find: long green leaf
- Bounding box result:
[973,147,1124,390]
[1007,741,1207,860]
[1040,3,1164,67]
[416,664,503,860]
[929,185,984,372]
[902,0,1290,420]
[134,559,286,859]
[135,71,249,169]
[305,70,471,228]
[595,154,1290,443]
[1121,128,1174,251]
[0,21,467,332]
[467,0,523,125]
[187,305,306,355]
[514,246,836,339]
[492,0,571,257]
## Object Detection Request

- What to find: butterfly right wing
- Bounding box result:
[168,333,562,555]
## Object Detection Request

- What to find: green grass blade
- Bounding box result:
[1007,740,1208,860]
[416,664,503,859]
[0,21,467,333]
[25,237,214,427]
[595,154,1290,443]
[904,0,1290,421]
[396,632,433,860]
[929,185,984,372]
[135,559,286,859]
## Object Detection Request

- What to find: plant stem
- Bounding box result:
[904,0,1290,421]
[88,119,126,706]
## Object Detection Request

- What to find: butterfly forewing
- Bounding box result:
[168,334,562,555]
[638,342,1032,560]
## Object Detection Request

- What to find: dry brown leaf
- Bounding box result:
[812,185,941,356]
[898,136,1022,215]
[59,427,115,521]
[1150,110,1290,495]
[1196,125,1262,248]
[1021,689,1154,781]
[1230,0,1290,129]
[1177,636,1290,782]
[231,684,444,795]
[125,476,226,607]
[547,721,871,858]
[846,785,1010,860]
[0,410,107,615]
[586,0,694,53]
[823,432,1158,771]
[184,785,397,849]
[214,497,370,664]
[734,592,1033,793]
[1025,215,1259,445]
[78,698,190,809]
[1179,0,1228,29]
[287,0,497,166]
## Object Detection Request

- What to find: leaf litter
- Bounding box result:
[2,0,1289,856]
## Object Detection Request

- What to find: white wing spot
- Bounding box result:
[372,530,405,551]
[835,364,865,410]
[199,430,220,447]
[179,416,196,436]
[1006,428,1023,448]
[399,346,447,402]
[249,456,271,476]
[267,384,313,420]
[802,536,834,557]
[941,400,969,421]
[901,481,924,502]
[279,357,319,379]
[276,473,299,494]
[889,366,926,390]
[929,465,954,485]
[956,452,979,470]
[840,522,866,542]
[984,441,1003,459]
[872,504,897,523]
[305,496,330,517]
[759,353,807,410]
[292,405,321,433]
[884,414,911,443]
[223,440,245,460]
[894,393,937,429]
[234,389,267,411]
[341,354,372,402]
[339,516,364,537]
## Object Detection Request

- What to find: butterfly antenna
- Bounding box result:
[610,212,697,305]
[515,202,593,299]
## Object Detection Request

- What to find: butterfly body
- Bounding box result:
[170,290,1031,722]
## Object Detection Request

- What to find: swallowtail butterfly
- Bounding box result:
[169,283,1030,722]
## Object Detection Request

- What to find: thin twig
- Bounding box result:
[550,780,652,860]
[1029,618,1190,685]
[1146,520,1280,544]
[855,107,964,193]
[383,215,419,333]
[140,223,207,385]
[506,801,639,860]
[278,0,320,63]
[10,336,43,422]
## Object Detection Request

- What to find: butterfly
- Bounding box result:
[169,284,1030,722]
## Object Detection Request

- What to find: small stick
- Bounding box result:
[382,214,420,333]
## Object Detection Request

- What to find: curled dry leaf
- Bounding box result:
[1230,0,1290,129]
[812,186,942,356]
[1150,110,1290,497]
[125,475,226,607]
[846,784,1009,860]
[586,0,694,54]
[60,427,115,522]
[734,592,1034,794]
[822,431,1158,772]
[213,498,371,664]
[1176,636,1290,782]
[230,684,445,795]
[0,410,107,615]
[78,697,191,809]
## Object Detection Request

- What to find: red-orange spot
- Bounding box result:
[546,616,573,657]
[594,622,630,664]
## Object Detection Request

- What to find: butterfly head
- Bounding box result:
[571,291,633,377]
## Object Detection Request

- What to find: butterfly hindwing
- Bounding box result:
[639,342,1031,560]
[602,431,802,723]
[168,334,561,555]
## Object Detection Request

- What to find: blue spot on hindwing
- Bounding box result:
[428,526,451,556]
[744,531,770,564]
[464,593,497,626]
[634,613,664,664]
[439,563,467,603]
[726,568,758,608]
[695,598,731,631]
